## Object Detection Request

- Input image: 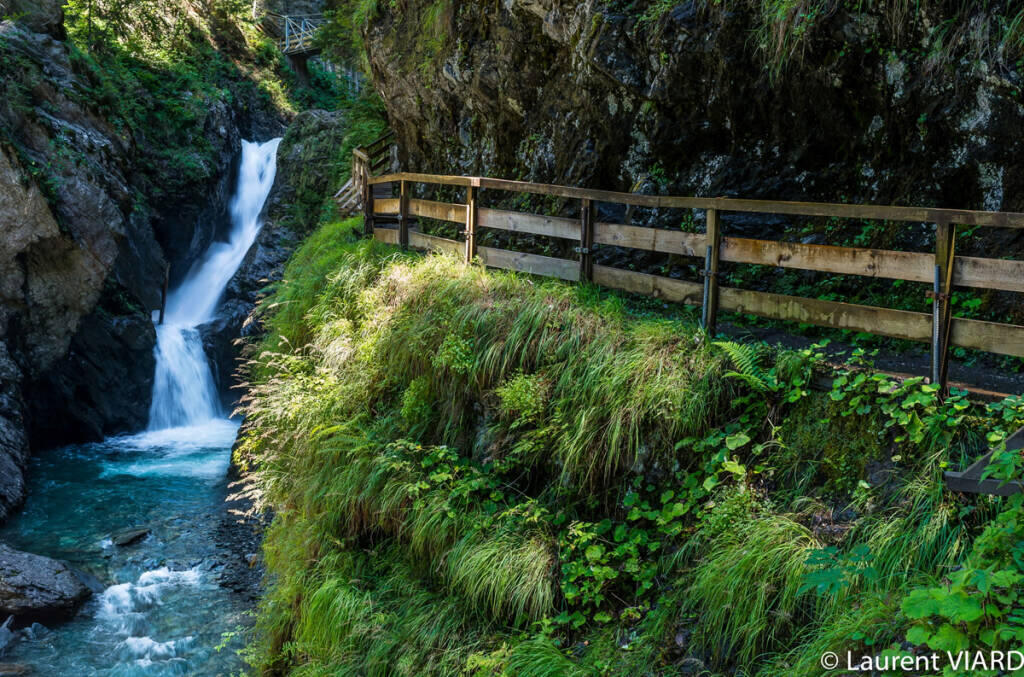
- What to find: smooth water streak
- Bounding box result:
[148,138,282,431]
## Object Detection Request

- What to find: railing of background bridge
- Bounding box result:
[263,12,323,55]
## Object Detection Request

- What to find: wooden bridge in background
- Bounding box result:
[262,12,323,56]
[344,139,1024,394]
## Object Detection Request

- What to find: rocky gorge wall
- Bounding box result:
[364,1,1024,228]
[0,2,289,520]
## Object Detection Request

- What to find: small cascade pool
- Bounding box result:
[0,138,282,675]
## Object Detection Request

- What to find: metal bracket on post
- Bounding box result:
[398,180,409,249]
[700,208,722,335]
[580,198,595,282]
[465,186,477,263]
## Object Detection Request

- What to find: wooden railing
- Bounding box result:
[264,12,323,55]
[357,168,1024,391]
[334,132,394,215]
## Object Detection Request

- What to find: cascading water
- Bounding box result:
[0,138,282,676]
[149,138,282,431]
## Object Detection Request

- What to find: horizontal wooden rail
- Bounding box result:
[410,230,462,257]
[370,227,1024,359]
[592,222,1024,293]
[479,208,580,239]
[478,247,579,281]
[369,172,1024,229]
[375,198,399,214]
[373,227,399,245]
[409,198,467,223]
[595,223,705,256]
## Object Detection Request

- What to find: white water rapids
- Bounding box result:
[148,137,282,432]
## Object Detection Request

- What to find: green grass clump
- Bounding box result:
[685,513,821,667]
[241,217,1024,675]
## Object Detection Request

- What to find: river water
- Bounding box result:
[0,138,282,676]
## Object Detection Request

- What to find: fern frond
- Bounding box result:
[714,340,774,393]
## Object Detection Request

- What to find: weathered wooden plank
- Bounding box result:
[592,265,704,305]
[951,317,1024,358]
[955,256,1024,293]
[373,227,399,245]
[718,286,933,342]
[593,266,1024,357]
[594,223,706,256]
[945,472,1023,496]
[600,230,1024,293]
[374,198,400,215]
[479,177,707,209]
[478,208,581,240]
[368,171,1024,228]
[478,247,579,281]
[721,237,933,281]
[370,173,476,187]
[408,199,468,224]
[408,230,463,257]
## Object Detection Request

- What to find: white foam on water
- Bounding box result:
[116,420,240,451]
[121,635,192,660]
[99,567,201,617]
[97,567,204,664]
[100,420,239,479]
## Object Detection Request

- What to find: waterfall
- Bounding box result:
[148,138,282,431]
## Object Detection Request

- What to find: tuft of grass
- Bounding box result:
[685,512,822,668]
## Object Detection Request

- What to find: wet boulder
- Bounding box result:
[198,298,252,412]
[0,544,92,624]
[5,0,65,39]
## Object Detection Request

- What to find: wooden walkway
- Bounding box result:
[345,139,1024,388]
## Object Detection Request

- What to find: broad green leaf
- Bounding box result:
[725,432,750,450]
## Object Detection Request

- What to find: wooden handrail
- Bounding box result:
[369,172,1024,229]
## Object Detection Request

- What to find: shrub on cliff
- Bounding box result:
[238,217,1024,675]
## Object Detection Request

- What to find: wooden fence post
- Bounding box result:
[398,180,409,249]
[362,167,374,237]
[701,208,722,335]
[579,198,595,282]
[465,186,478,263]
[933,220,957,393]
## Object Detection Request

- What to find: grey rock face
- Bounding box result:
[0,544,92,624]
[25,312,156,449]
[0,344,28,523]
[198,298,252,412]
[367,2,1024,217]
[2,0,64,38]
